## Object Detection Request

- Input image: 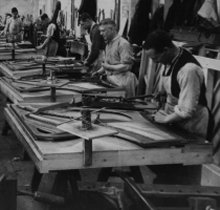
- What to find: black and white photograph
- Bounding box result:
[0,0,220,209]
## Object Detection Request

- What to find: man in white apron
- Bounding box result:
[143,30,209,139]
[143,30,209,185]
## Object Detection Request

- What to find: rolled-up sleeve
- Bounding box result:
[118,41,133,65]
[174,63,204,118]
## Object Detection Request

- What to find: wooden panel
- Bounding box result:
[201,164,220,186]
[57,121,118,140]
[137,49,149,95]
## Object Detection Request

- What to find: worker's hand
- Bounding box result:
[83,60,89,67]
[91,70,102,77]
[36,45,43,50]
[151,92,166,108]
[153,110,168,124]
[91,67,105,77]
[102,63,113,72]
[91,71,98,77]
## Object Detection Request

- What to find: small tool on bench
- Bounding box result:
[17,190,65,206]
[81,94,158,111]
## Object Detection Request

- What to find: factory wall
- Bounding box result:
[0,0,40,20]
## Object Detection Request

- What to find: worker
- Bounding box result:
[40,13,50,34]
[36,1,66,57]
[95,18,138,98]
[2,7,23,42]
[79,12,105,72]
[143,30,209,139]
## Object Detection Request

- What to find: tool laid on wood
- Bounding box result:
[81,94,158,111]
[17,190,65,206]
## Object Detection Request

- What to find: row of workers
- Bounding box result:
[1,3,209,141]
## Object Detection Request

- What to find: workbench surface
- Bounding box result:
[0,42,37,61]
[0,77,125,103]
[4,104,213,173]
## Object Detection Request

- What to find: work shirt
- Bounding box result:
[5,17,23,41]
[6,17,23,35]
[46,23,56,39]
[45,23,58,56]
[160,51,209,138]
[104,35,138,97]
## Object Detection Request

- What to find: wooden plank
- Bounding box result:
[107,121,184,142]
[57,121,118,140]
[195,55,220,72]
[137,49,150,95]
[38,144,213,173]
[0,78,23,102]
[201,164,220,186]
[4,108,44,172]
[206,69,215,109]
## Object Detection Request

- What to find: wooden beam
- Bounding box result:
[137,49,149,95]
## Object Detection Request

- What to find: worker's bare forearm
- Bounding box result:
[102,63,131,73]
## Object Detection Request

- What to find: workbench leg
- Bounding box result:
[31,167,43,192]
[1,98,12,136]
[22,150,31,161]
[1,121,10,136]
[129,166,144,183]
[52,170,81,196]
[67,170,81,195]
[97,167,113,182]
[98,167,144,183]
[49,170,82,210]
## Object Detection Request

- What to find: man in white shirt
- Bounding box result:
[3,7,23,42]
[143,30,209,138]
[96,19,138,98]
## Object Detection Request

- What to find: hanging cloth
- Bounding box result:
[128,0,152,46]
[78,0,97,21]
[198,0,219,22]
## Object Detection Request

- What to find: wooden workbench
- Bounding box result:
[0,58,87,79]
[0,77,80,103]
[0,42,37,61]
[4,104,213,174]
[0,77,125,103]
